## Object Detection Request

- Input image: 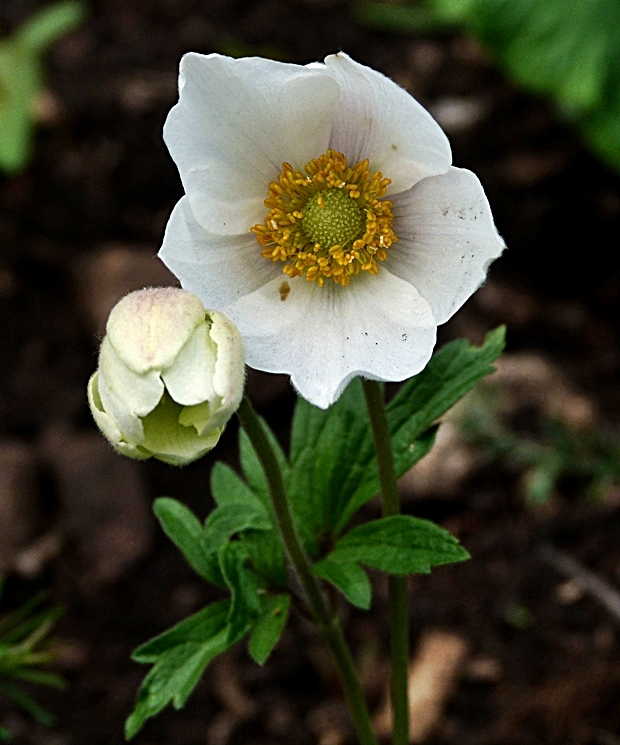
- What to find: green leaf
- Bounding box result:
[387,327,506,449]
[241,530,287,588]
[127,600,248,739]
[312,556,372,610]
[0,724,10,742]
[219,543,262,641]
[288,328,504,539]
[0,681,54,726]
[204,502,272,551]
[0,43,40,173]
[289,379,376,541]
[0,2,85,175]
[153,498,222,585]
[325,515,469,575]
[210,462,287,587]
[210,461,269,514]
[428,0,620,172]
[248,594,291,665]
[16,2,85,54]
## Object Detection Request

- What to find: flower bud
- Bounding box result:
[87,287,245,466]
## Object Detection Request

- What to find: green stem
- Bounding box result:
[236,397,378,745]
[362,379,409,745]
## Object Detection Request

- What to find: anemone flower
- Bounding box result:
[159,52,504,408]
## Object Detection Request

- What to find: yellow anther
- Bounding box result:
[251,149,398,287]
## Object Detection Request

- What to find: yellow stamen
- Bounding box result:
[251,149,398,287]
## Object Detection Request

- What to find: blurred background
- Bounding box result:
[1,0,620,743]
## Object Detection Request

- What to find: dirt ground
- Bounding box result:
[1,1,620,744]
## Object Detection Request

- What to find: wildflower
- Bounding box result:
[88,287,245,465]
[159,52,505,408]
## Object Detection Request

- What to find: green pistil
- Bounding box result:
[302,188,363,248]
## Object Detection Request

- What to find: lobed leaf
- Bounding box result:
[324,515,469,575]
[127,600,249,739]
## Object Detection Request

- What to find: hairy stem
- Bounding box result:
[237,397,378,745]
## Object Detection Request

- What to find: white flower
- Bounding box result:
[87,287,245,465]
[159,52,505,409]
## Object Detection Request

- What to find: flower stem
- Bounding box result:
[362,379,410,745]
[236,397,378,745]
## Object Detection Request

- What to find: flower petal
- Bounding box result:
[164,53,339,235]
[88,373,150,460]
[320,53,452,194]
[224,271,436,409]
[107,287,205,374]
[159,197,281,307]
[209,311,246,428]
[386,167,506,325]
[162,321,217,406]
[97,337,162,443]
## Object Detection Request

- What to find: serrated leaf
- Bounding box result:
[153,498,222,585]
[289,328,504,539]
[326,515,469,575]
[219,543,262,640]
[248,594,291,665]
[386,327,506,448]
[127,600,248,739]
[312,556,372,610]
[289,379,376,541]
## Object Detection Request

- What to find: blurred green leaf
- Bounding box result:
[0,2,84,174]
[427,0,620,171]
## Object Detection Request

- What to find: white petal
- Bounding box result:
[224,271,436,409]
[88,373,151,461]
[107,287,205,374]
[386,167,506,325]
[164,53,339,235]
[97,337,162,443]
[209,311,246,427]
[162,321,217,406]
[159,197,280,308]
[321,53,452,194]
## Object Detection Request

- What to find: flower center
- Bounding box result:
[302,188,363,248]
[251,149,398,287]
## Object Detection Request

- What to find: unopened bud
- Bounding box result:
[88,287,245,465]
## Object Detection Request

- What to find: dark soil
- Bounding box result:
[1,1,620,744]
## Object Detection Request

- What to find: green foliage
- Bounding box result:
[355,0,620,173]
[431,0,620,171]
[456,385,620,505]
[249,594,291,665]
[291,326,504,538]
[132,329,504,735]
[315,515,469,576]
[312,557,372,610]
[126,600,246,739]
[0,587,64,737]
[0,2,84,174]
